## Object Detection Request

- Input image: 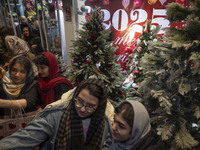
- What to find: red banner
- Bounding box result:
[85,0,189,70]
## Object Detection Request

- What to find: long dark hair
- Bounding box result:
[73,78,108,106]
[0,26,14,37]
[115,102,134,129]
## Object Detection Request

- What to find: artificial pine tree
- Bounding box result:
[54,52,69,78]
[125,20,160,99]
[138,0,200,149]
[125,20,161,88]
[68,8,126,103]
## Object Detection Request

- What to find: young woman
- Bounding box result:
[34,52,73,108]
[22,26,43,55]
[0,78,113,149]
[0,56,40,115]
[0,26,31,58]
[110,100,167,150]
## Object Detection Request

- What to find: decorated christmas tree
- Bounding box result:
[138,0,200,149]
[68,8,126,103]
[124,20,161,90]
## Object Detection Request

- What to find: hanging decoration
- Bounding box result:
[103,0,110,5]
[148,0,158,5]
[25,0,36,21]
[24,0,47,21]
[122,0,130,9]
[133,0,143,7]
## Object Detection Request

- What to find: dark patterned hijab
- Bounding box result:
[55,78,108,150]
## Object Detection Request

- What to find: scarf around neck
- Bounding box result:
[2,72,25,98]
[110,100,151,150]
[55,78,108,150]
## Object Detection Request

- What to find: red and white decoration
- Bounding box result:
[85,0,190,71]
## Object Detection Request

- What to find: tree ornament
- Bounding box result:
[191,63,195,67]
[148,0,158,5]
[133,69,139,76]
[86,55,91,60]
[105,54,109,57]
[175,0,185,5]
[122,0,130,9]
[107,66,113,70]
[153,39,158,42]
[92,33,96,39]
[84,60,89,64]
[85,13,91,20]
[96,60,101,68]
[125,47,133,54]
[137,39,141,45]
[133,0,142,8]
[74,82,80,86]
[91,46,95,50]
[103,0,110,5]
[137,46,142,52]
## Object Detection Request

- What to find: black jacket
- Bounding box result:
[0,78,41,116]
[132,130,168,150]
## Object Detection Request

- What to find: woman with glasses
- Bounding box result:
[0,78,114,150]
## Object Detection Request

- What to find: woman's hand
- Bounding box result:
[31,44,37,49]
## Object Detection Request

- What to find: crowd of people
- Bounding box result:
[0,16,167,150]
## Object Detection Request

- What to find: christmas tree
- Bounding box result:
[54,52,69,78]
[68,8,126,103]
[138,0,200,149]
[124,20,161,90]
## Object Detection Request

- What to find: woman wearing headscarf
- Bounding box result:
[110,100,167,150]
[34,52,73,108]
[0,56,40,115]
[0,78,114,150]
[0,26,38,76]
[22,26,43,55]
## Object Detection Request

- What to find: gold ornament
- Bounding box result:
[148,0,157,5]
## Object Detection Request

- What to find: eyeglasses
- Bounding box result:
[74,97,96,113]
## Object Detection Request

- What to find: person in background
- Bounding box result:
[22,26,43,55]
[16,16,32,38]
[0,56,41,115]
[34,52,73,108]
[0,26,31,58]
[0,26,38,77]
[110,100,167,150]
[0,32,12,67]
[0,78,114,149]
[30,20,40,37]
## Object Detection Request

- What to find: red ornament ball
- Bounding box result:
[133,0,142,8]
[175,0,185,5]
[133,69,139,76]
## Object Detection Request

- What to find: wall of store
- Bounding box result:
[62,0,87,66]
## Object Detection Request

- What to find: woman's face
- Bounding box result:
[112,113,132,142]
[23,27,29,37]
[75,89,99,119]
[36,64,49,78]
[10,63,27,84]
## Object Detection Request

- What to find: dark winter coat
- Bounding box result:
[132,130,167,150]
[0,78,41,116]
